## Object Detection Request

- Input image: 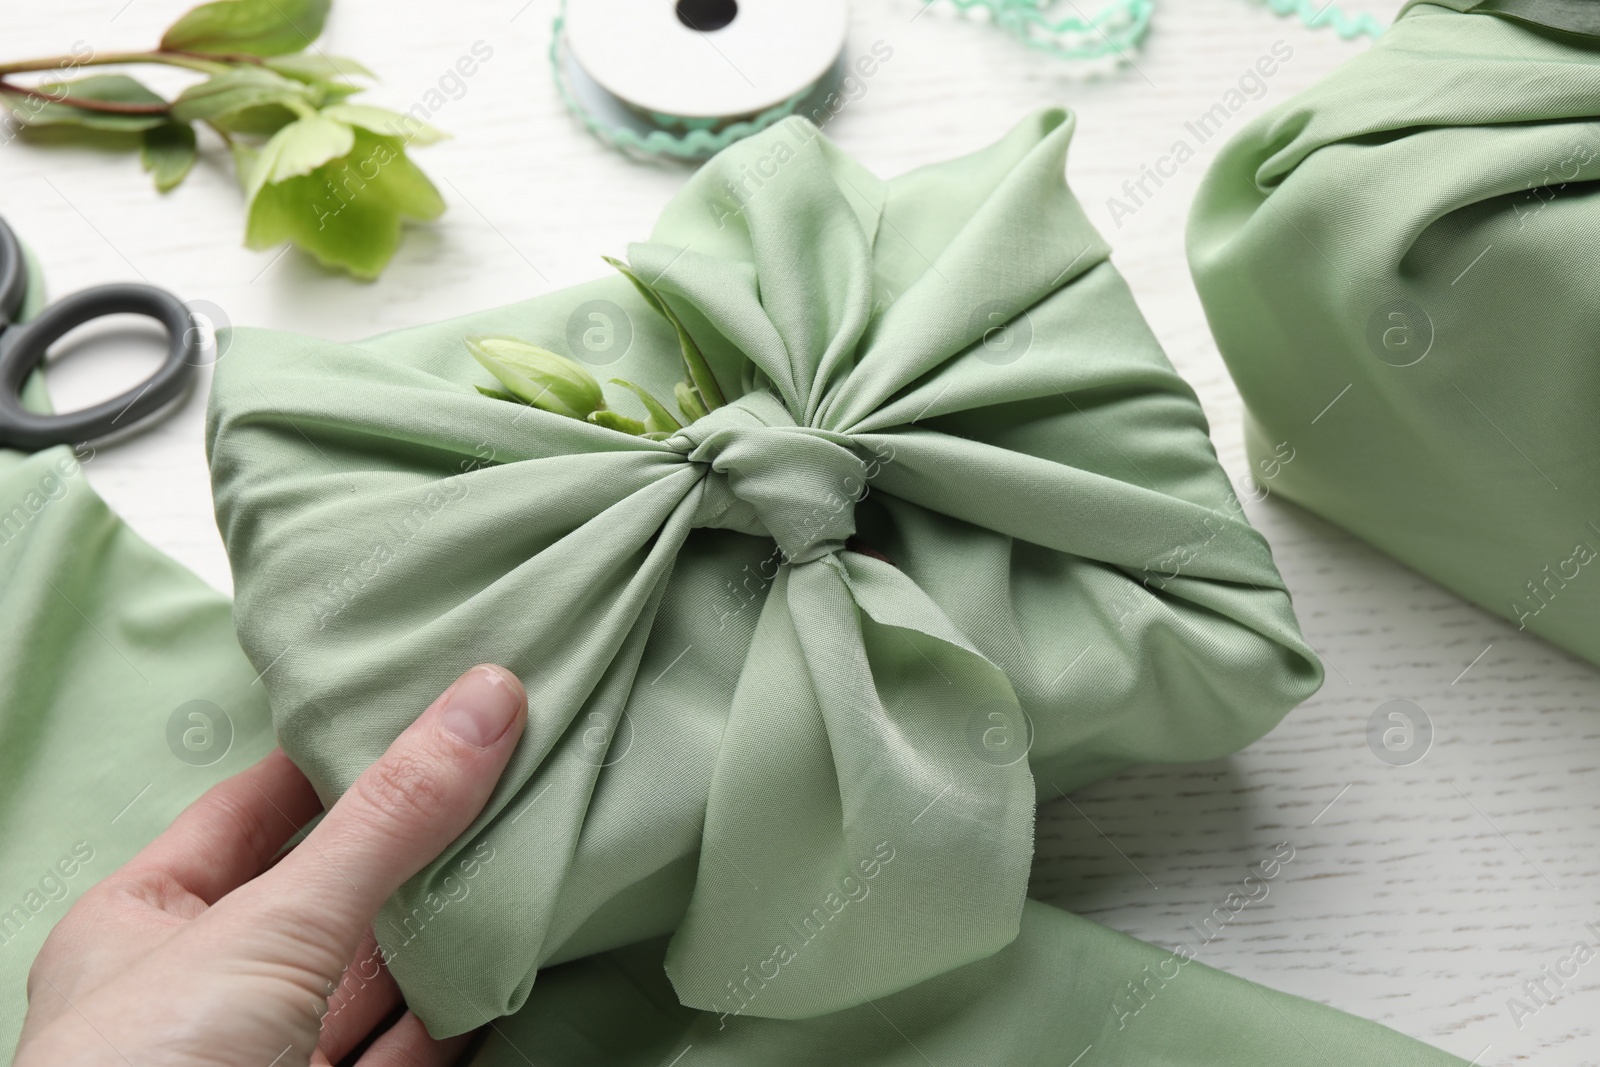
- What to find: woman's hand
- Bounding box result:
[13,664,527,1067]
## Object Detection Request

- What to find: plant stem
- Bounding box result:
[0,81,169,115]
[0,47,248,117]
[0,48,227,76]
[164,49,268,68]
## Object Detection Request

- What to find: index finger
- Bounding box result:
[127,748,323,904]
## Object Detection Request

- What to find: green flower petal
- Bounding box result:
[675,380,709,424]
[321,103,447,145]
[243,128,444,279]
[609,378,683,434]
[465,336,604,418]
[248,114,354,200]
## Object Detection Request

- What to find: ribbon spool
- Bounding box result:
[553,0,851,162]
[549,0,1158,162]
[549,0,1383,162]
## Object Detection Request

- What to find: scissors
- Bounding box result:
[0,214,200,452]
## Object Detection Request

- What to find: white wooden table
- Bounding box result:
[7,1,1596,1063]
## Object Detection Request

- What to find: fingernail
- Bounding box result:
[438,666,522,749]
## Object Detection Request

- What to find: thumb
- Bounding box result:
[238,664,525,958]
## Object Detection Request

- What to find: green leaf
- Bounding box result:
[310,81,363,108]
[170,67,311,125]
[229,138,261,190]
[4,74,167,133]
[464,336,605,420]
[245,114,352,199]
[265,52,375,83]
[586,409,648,435]
[609,378,682,434]
[320,103,445,145]
[600,254,667,316]
[603,255,726,411]
[208,102,300,137]
[242,128,444,279]
[141,121,198,192]
[263,54,370,109]
[161,0,331,56]
[475,384,521,403]
[675,380,709,424]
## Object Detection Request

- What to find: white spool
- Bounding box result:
[556,0,850,159]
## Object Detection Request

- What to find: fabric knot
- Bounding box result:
[669,390,868,565]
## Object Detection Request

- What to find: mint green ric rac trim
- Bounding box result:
[936,0,1153,60]
[1261,0,1386,38]
[551,12,817,162]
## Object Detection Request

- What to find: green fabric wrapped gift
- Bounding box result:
[1188,0,1600,665]
[207,108,1343,1042]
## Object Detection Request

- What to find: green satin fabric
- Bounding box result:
[209,102,1372,1045]
[1188,1,1600,665]
[0,271,276,1055]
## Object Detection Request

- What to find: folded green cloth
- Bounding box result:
[210,108,1332,1036]
[0,268,276,1056]
[486,899,1469,1067]
[1188,0,1600,664]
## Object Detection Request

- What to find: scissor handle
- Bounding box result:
[0,216,26,328]
[0,283,200,451]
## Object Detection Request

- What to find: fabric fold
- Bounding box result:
[479,899,1468,1067]
[1187,0,1600,666]
[665,552,1035,1019]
